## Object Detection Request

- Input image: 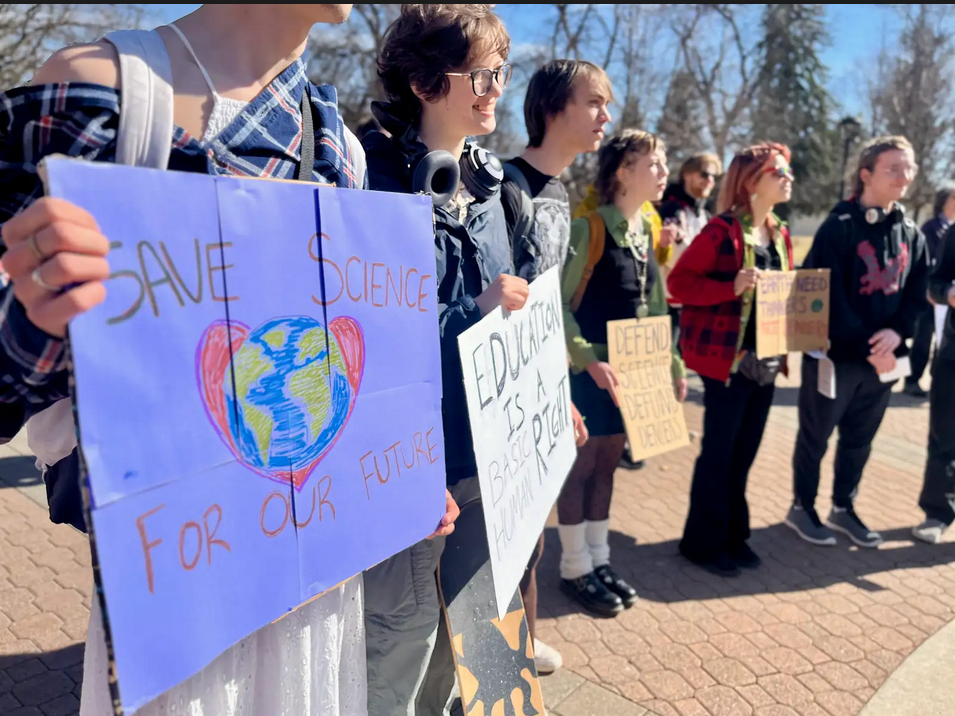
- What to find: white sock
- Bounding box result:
[586,519,611,568]
[557,522,592,579]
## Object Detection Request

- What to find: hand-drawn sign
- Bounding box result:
[44,158,446,715]
[755,269,831,359]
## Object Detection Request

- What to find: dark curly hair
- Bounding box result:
[378,4,510,124]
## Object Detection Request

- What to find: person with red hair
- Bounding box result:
[668,143,794,577]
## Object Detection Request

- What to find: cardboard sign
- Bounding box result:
[46,158,447,714]
[457,267,577,620]
[607,315,689,461]
[755,269,831,359]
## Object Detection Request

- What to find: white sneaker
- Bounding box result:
[534,638,562,675]
[913,519,948,544]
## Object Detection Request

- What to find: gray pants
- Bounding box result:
[364,478,480,715]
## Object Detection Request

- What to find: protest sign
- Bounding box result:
[457,267,577,620]
[608,315,689,461]
[755,269,831,359]
[45,158,446,714]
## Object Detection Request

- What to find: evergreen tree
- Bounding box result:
[656,68,708,178]
[752,4,839,217]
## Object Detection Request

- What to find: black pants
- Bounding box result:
[668,305,682,358]
[680,372,775,561]
[919,359,955,525]
[908,302,935,385]
[792,358,892,510]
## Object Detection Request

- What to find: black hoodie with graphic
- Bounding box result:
[802,199,929,364]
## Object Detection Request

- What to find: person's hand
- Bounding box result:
[659,223,680,249]
[868,328,901,356]
[674,377,688,403]
[428,489,460,539]
[474,274,529,316]
[867,353,896,375]
[570,401,589,446]
[734,268,760,296]
[1,198,111,338]
[586,361,620,407]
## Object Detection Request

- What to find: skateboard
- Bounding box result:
[438,497,545,716]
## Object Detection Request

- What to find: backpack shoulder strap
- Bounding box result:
[569,211,606,312]
[103,29,174,169]
[502,161,535,249]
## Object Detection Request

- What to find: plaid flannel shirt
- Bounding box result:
[0,58,363,427]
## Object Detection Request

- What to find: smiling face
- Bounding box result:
[861,148,917,206]
[617,147,669,206]
[753,153,794,207]
[417,51,507,140]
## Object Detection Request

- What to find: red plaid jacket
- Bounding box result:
[668,212,794,381]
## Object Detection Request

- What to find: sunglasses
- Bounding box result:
[699,171,718,181]
[446,63,513,98]
[764,165,794,181]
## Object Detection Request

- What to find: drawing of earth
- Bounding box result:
[197,315,365,489]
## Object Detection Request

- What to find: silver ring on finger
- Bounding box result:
[28,233,46,263]
[31,267,59,293]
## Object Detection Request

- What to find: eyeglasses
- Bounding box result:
[446,63,512,97]
[883,164,918,180]
[699,171,718,181]
[764,165,794,181]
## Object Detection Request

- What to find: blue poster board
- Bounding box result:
[45,158,447,714]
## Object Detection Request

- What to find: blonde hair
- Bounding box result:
[595,129,664,205]
[850,135,914,197]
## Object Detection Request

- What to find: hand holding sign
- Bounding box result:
[1,197,111,337]
[587,361,621,407]
[734,268,760,296]
[475,274,530,315]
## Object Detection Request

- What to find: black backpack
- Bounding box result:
[503,161,535,252]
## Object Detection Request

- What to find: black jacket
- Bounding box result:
[361,104,512,484]
[929,223,955,363]
[803,199,929,363]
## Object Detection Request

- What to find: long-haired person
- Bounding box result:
[669,143,794,577]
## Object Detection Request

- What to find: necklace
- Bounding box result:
[625,224,650,319]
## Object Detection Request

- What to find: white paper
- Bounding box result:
[457,267,578,620]
[936,305,948,351]
[816,355,836,399]
[879,355,912,383]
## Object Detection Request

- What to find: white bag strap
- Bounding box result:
[103,29,174,169]
[27,30,175,468]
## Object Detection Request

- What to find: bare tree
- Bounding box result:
[671,4,762,161]
[0,4,146,90]
[304,4,400,128]
[867,4,955,220]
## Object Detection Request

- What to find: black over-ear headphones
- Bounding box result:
[459,140,504,201]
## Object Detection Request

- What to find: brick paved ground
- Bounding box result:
[536,356,955,716]
[1,356,954,716]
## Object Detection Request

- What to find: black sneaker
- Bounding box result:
[680,547,741,578]
[904,382,928,398]
[594,564,639,608]
[785,504,837,546]
[827,506,883,548]
[730,542,761,569]
[619,447,646,470]
[560,572,624,618]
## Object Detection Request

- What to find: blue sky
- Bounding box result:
[153,4,888,118]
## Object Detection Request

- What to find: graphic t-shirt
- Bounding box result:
[502,157,571,281]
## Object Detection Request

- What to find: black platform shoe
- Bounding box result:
[594,564,639,608]
[560,572,624,618]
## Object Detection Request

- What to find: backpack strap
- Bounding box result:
[569,211,606,312]
[103,29,174,169]
[502,162,535,251]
